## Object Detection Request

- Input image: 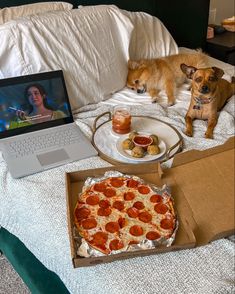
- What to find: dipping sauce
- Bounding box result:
[112,106,131,134]
[133,135,153,149]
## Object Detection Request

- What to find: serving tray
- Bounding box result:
[92,112,183,165]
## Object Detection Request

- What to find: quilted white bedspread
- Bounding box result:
[0,49,234,293]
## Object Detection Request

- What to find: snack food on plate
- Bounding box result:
[131,146,145,158]
[150,134,159,145]
[122,138,135,150]
[121,131,162,158]
[74,171,177,256]
[147,144,160,155]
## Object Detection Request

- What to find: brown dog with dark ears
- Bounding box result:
[181,64,235,139]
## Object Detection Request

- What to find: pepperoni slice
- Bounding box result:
[160,218,174,230]
[86,195,100,205]
[127,179,139,188]
[113,201,125,211]
[138,185,150,194]
[105,222,120,233]
[133,201,145,210]
[118,217,126,228]
[99,199,110,208]
[146,231,161,240]
[124,191,135,201]
[129,225,144,236]
[109,239,124,251]
[150,194,162,203]
[104,188,116,197]
[138,211,152,223]
[81,218,97,230]
[110,177,124,188]
[75,207,90,221]
[92,232,108,245]
[127,207,139,218]
[94,182,106,192]
[97,207,112,216]
[154,203,168,214]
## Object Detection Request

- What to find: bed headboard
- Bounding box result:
[0,0,210,49]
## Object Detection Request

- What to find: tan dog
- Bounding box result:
[181,64,235,139]
[126,52,208,106]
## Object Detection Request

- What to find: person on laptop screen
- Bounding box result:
[9,83,66,129]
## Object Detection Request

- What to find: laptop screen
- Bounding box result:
[0,70,73,139]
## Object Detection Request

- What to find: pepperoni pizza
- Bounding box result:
[74,175,176,255]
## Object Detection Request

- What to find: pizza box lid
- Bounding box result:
[65,136,234,267]
[164,136,235,245]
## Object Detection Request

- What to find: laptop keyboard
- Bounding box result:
[7,127,82,158]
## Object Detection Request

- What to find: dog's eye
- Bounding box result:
[209,76,216,81]
[131,88,135,90]
[134,80,139,84]
[195,77,202,83]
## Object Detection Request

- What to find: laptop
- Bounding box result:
[0,70,97,178]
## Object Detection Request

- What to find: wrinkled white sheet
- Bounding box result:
[0,50,234,293]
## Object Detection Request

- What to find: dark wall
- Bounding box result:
[154,0,210,49]
[0,0,210,49]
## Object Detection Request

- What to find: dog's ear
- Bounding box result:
[128,60,141,70]
[180,64,197,79]
[128,59,146,70]
[212,67,224,79]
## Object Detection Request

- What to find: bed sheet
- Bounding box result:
[0,51,234,294]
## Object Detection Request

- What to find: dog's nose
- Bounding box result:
[137,89,145,94]
[201,85,210,93]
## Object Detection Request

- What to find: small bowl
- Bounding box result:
[132,135,153,149]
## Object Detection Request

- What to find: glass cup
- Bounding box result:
[112,105,131,134]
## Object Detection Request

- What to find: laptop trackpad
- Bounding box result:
[37,149,70,166]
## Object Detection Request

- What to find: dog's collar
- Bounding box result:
[193,96,214,110]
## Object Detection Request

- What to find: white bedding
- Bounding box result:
[0,57,234,293]
[0,5,235,294]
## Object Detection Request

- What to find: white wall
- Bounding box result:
[209,0,234,24]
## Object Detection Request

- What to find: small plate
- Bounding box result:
[116,134,167,162]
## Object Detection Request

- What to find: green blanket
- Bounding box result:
[0,227,69,294]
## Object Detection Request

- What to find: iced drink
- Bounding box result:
[112,106,131,134]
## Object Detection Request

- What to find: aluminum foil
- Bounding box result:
[73,171,178,257]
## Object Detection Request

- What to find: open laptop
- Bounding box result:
[0,70,97,178]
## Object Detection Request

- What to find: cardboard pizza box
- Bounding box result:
[66,136,234,267]
[164,136,234,246]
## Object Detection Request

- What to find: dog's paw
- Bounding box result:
[151,97,158,103]
[205,132,213,139]
[185,130,193,137]
[167,101,175,107]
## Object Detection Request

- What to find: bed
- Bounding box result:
[0,1,234,293]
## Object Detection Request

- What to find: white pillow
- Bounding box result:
[122,10,179,59]
[0,6,133,110]
[78,5,178,59]
[0,2,73,24]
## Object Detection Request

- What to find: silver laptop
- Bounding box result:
[0,70,97,178]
